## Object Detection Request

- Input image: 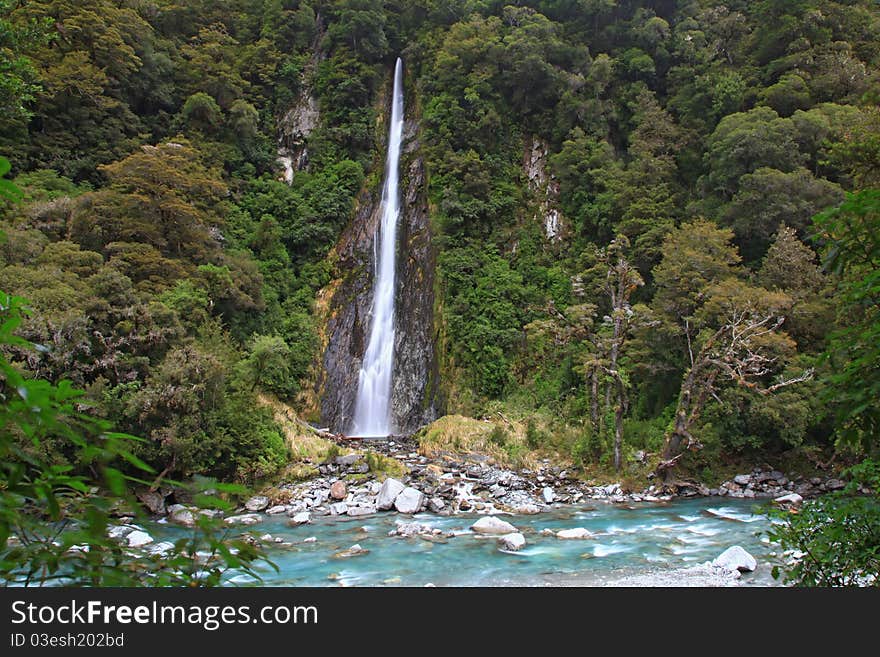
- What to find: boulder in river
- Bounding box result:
[733,474,751,486]
[347,504,377,517]
[289,511,311,525]
[329,502,349,516]
[377,478,406,510]
[557,528,592,540]
[266,505,288,515]
[394,487,426,514]
[334,544,369,559]
[167,504,196,527]
[542,487,556,504]
[713,546,757,572]
[245,496,270,512]
[773,493,803,507]
[514,503,541,515]
[428,497,446,513]
[126,530,154,548]
[498,533,526,552]
[224,513,263,526]
[471,516,518,535]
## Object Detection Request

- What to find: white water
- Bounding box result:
[351,58,404,438]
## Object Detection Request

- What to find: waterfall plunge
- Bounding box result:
[350,58,404,437]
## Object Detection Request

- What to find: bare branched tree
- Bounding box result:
[657,307,814,483]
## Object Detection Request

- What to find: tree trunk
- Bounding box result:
[590,366,600,435]
[613,378,626,471]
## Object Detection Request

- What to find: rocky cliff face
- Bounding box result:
[524,136,565,242]
[318,111,441,435]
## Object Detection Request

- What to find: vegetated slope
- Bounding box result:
[1,1,878,485]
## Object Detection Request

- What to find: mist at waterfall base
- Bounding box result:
[146,498,778,586]
[350,58,405,438]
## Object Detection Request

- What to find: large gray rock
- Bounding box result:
[126,530,154,548]
[471,516,518,535]
[167,505,196,527]
[289,511,311,525]
[514,503,541,515]
[266,505,288,515]
[329,502,349,516]
[733,474,751,486]
[245,496,270,512]
[335,454,362,466]
[542,487,555,504]
[347,505,377,517]
[108,525,135,540]
[224,513,263,526]
[556,528,592,540]
[498,533,526,552]
[428,497,446,513]
[394,487,426,514]
[376,478,406,510]
[773,493,803,506]
[713,546,757,572]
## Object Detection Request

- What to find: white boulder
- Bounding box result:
[556,528,593,540]
[498,533,526,551]
[471,516,518,535]
[394,487,426,514]
[376,478,406,510]
[713,546,757,572]
[126,530,154,548]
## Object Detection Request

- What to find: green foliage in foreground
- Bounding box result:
[768,460,880,587]
[1,287,273,586]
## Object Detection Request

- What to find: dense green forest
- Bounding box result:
[1,0,878,506]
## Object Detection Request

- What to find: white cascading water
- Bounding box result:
[350,58,404,437]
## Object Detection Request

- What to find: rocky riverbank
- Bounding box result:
[133,435,852,528]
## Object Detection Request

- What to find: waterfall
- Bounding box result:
[350,57,404,437]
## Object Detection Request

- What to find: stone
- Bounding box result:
[514,503,541,515]
[376,478,406,510]
[539,528,555,536]
[733,474,751,486]
[542,487,555,504]
[329,502,349,515]
[394,487,426,514]
[289,511,311,525]
[108,525,135,540]
[498,533,526,552]
[265,505,288,515]
[126,530,154,548]
[428,497,446,513]
[825,479,846,491]
[167,505,196,527]
[334,544,369,559]
[713,546,757,572]
[330,481,347,500]
[136,489,166,515]
[224,513,263,526]
[335,454,362,466]
[245,496,270,512]
[303,537,317,543]
[347,505,376,517]
[471,516,518,535]
[147,541,174,557]
[557,528,592,540]
[773,493,804,506]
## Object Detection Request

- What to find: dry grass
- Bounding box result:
[257,393,352,463]
[415,414,545,470]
